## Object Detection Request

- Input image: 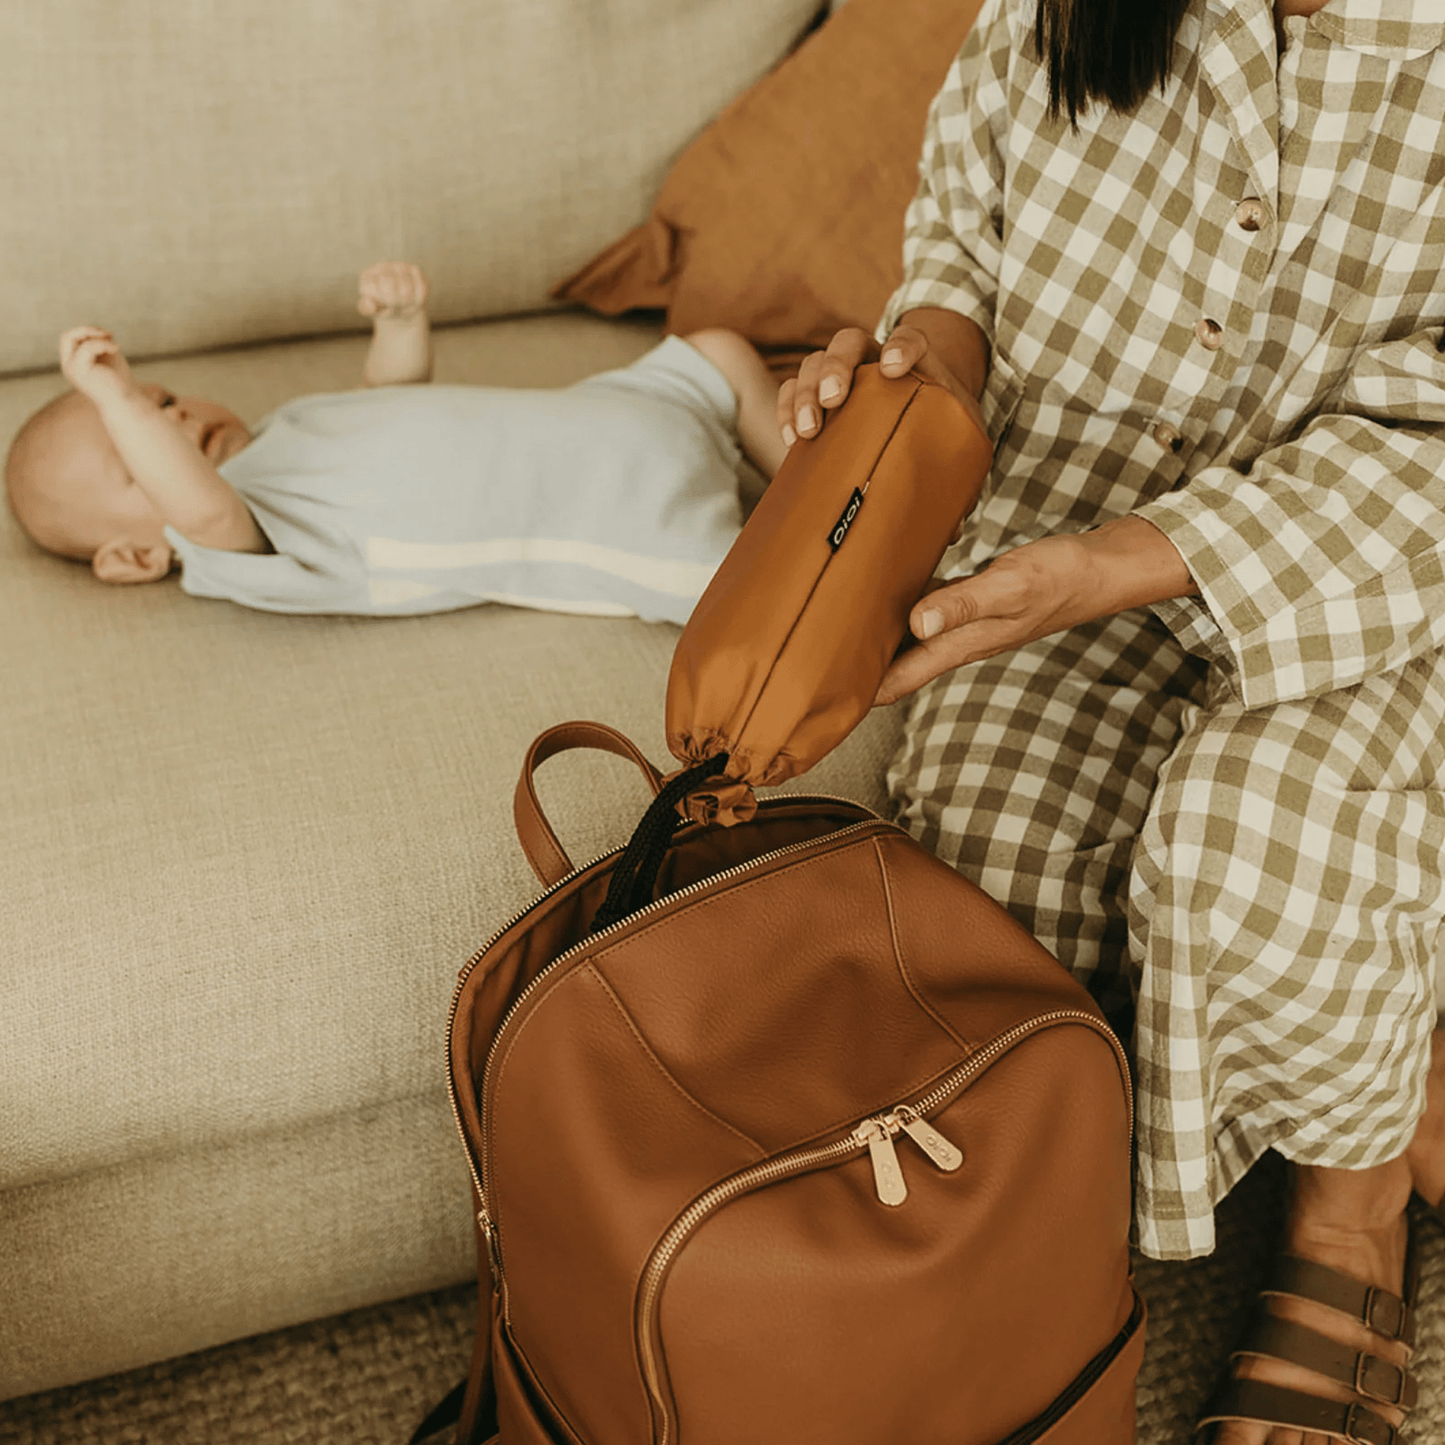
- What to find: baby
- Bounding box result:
[4,264,786,624]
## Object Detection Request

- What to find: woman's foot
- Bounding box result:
[1204,1024,1445,1444]
[1205,1158,1415,1445]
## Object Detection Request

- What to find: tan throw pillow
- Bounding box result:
[551,0,984,375]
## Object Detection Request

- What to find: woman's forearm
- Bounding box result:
[1075,515,1199,612]
[877,515,1198,705]
[893,307,991,401]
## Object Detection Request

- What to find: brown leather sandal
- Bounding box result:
[1195,1207,1421,1444]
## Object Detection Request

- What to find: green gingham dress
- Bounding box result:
[878,0,1445,1259]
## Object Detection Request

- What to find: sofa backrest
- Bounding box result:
[0,0,823,376]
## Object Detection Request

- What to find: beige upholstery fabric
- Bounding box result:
[0,310,903,1399]
[0,0,822,375]
[0,1096,477,1394]
[7,0,1434,1408]
[0,0,899,1402]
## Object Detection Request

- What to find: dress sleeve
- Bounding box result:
[876,0,1012,349]
[166,527,367,614]
[1139,326,1445,708]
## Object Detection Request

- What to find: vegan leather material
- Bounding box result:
[666,364,991,796]
[513,720,665,889]
[443,722,1143,1445]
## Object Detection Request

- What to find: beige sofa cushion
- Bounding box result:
[0,311,905,1199]
[0,0,823,374]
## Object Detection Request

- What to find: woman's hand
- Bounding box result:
[875,516,1199,705]
[777,308,990,447]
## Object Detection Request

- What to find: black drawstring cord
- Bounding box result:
[589,752,730,934]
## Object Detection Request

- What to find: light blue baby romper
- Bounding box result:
[165,337,750,625]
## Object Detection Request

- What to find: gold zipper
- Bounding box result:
[474,816,889,1263]
[445,799,1134,1330]
[634,1007,1131,1444]
[442,833,624,1261]
[442,802,883,1266]
[855,1101,969,1205]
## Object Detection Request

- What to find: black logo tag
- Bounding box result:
[828,487,865,552]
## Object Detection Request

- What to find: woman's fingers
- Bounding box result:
[777,351,830,444]
[873,540,1097,707]
[814,326,877,412]
[780,326,877,442]
[878,323,931,377]
[776,377,799,446]
[776,319,954,453]
[781,323,939,446]
[874,587,1018,705]
[792,350,828,438]
[874,638,955,708]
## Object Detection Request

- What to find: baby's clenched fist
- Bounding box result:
[59,326,138,406]
[357,262,430,320]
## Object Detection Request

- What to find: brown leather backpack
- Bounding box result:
[427,367,1145,1443]
[437,721,1143,1445]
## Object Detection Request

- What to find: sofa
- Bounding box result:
[9,0,1445,1418]
[0,0,927,1401]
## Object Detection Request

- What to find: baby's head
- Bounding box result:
[4,385,249,583]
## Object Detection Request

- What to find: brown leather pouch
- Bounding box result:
[666,363,991,803]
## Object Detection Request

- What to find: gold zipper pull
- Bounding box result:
[478,1208,501,1285]
[889,1105,963,1172]
[855,1117,908,1206]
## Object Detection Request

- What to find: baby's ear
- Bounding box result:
[92,536,174,584]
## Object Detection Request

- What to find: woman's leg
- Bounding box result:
[1130,652,1445,1443]
[1212,1031,1445,1445]
[893,605,1445,1439]
[1129,654,1445,1261]
[1207,1155,1417,1444]
[889,607,1209,1037]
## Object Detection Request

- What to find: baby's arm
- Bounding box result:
[59,328,269,553]
[681,329,787,479]
[358,263,433,387]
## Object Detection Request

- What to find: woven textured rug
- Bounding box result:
[3,1155,1443,1445]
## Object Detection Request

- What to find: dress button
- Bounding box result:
[1195,317,1224,350]
[1153,421,1183,453]
[1234,197,1266,232]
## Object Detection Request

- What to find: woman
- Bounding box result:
[781,0,1445,1440]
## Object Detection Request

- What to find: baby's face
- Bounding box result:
[143,384,252,467]
[13,385,251,560]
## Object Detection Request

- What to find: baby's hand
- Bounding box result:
[59,326,138,407]
[357,262,430,320]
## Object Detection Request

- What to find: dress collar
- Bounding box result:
[1296,0,1444,58]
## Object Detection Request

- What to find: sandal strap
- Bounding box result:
[1263,1255,1417,1349]
[1197,1379,1398,1444]
[1233,1314,1418,1409]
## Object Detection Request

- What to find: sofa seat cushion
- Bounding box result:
[0,312,904,1194]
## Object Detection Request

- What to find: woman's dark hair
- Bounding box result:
[1035,0,1193,126]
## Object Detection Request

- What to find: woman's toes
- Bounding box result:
[1206,1423,1268,1444]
